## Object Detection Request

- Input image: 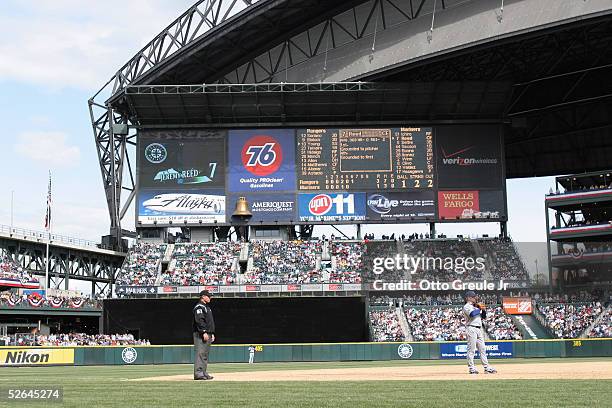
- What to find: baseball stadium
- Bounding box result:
[1,0,612,407]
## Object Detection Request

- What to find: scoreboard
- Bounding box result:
[136,125,506,226]
[297,128,434,191]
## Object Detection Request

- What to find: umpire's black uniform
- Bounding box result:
[193,290,215,380]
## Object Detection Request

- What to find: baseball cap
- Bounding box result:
[464,290,477,299]
[199,290,213,298]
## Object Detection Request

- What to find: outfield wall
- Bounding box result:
[1,339,611,366]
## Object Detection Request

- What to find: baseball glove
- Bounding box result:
[475,303,486,310]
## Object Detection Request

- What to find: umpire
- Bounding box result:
[193,290,215,380]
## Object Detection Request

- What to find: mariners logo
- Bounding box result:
[121,347,138,364]
[144,143,167,164]
[397,343,413,359]
[241,135,282,176]
[308,194,333,215]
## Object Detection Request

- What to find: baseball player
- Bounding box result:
[193,290,215,380]
[463,290,496,374]
[248,345,255,364]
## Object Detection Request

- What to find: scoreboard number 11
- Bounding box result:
[332,194,355,214]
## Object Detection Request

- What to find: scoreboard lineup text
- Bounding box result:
[297,128,434,191]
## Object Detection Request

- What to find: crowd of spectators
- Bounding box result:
[0,254,38,284]
[159,242,241,286]
[369,309,404,342]
[404,307,467,341]
[537,302,604,338]
[1,333,149,347]
[402,239,484,281]
[370,293,501,307]
[246,240,324,284]
[116,243,166,286]
[558,243,612,255]
[479,238,529,281]
[587,308,612,338]
[484,306,523,340]
[404,305,522,341]
[529,290,602,304]
[552,217,612,229]
[330,242,363,283]
[548,182,612,195]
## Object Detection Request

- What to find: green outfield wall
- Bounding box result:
[1,339,610,367]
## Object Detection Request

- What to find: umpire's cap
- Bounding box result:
[464,290,477,299]
[199,290,213,298]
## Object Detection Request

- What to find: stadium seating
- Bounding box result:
[159,242,241,286]
[116,243,166,286]
[369,309,405,342]
[537,302,604,338]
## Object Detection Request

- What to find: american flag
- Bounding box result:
[45,171,52,231]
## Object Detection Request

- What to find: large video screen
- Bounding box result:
[137,125,505,225]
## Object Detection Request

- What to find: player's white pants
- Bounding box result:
[249,353,254,364]
[466,326,489,369]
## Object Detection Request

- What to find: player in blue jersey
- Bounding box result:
[463,290,497,374]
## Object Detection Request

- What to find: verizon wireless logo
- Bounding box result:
[441,146,498,166]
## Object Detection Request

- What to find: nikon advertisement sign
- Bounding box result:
[0,348,74,366]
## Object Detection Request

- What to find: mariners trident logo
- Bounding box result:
[241,135,283,176]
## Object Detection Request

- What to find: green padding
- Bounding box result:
[24,339,612,366]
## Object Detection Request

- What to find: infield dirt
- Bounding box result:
[132,361,612,382]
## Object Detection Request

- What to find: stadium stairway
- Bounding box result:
[163,244,174,262]
[321,241,331,261]
[511,314,551,340]
[581,304,611,339]
[239,243,249,262]
[396,307,413,341]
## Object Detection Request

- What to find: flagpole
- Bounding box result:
[45,171,52,290]
[45,233,50,290]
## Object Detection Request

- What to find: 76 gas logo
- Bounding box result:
[299,193,366,222]
[241,135,283,176]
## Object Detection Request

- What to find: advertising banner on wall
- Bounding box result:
[502,297,533,315]
[440,342,513,359]
[227,193,295,223]
[437,190,504,220]
[228,129,296,192]
[436,125,503,189]
[366,191,435,221]
[298,193,366,222]
[0,348,75,366]
[137,189,226,224]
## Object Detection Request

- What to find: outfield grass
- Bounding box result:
[0,359,610,408]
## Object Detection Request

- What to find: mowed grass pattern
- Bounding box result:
[0,359,610,408]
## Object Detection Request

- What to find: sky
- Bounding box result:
[0,0,557,248]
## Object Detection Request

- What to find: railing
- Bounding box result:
[0,302,102,312]
[0,224,100,249]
